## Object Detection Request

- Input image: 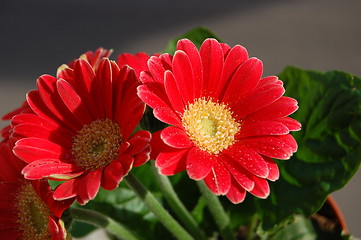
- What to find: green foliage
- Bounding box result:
[69,221,96,238]
[259,215,318,240]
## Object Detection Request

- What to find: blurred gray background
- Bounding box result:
[1,0,360,237]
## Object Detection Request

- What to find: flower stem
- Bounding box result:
[197,180,235,240]
[247,214,259,240]
[124,172,195,240]
[151,162,207,240]
[70,207,143,240]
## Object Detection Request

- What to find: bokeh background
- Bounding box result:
[1,0,360,238]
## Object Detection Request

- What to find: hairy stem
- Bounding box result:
[124,172,195,240]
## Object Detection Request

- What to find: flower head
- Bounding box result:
[12,55,151,205]
[0,140,72,240]
[138,38,300,203]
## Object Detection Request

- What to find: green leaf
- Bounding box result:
[163,27,221,54]
[259,215,317,240]
[69,221,97,238]
[256,66,361,229]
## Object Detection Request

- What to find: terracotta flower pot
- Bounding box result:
[311,196,349,237]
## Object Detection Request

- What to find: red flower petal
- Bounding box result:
[217,45,248,98]
[173,50,196,103]
[149,130,166,160]
[158,53,173,70]
[147,56,168,86]
[57,65,74,80]
[13,124,72,149]
[238,121,290,138]
[203,160,231,195]
[73,59,106,120]
[275,117,302,131]
[133,146,151,167]
[153,106,181,127]
[165,70,185,115]
[22,160,82,179]
[116,83,146,139]
[53,179,78,200]
[138,85,180,126]
[57,79,93,125]
[36,75,81,128]
[242,135,296,160]
[83,47,113,68]
[125,130,152,155]
[11,113,58,131]
[186,147,216,180]
[48,216,67,240]
[257,76,283,87]
[224,145,269,178]
[249,176,270,199]
[137,85,166,110]
[235,84,285,118]
[0,221,17,231]
[77,169,102,205]
[176,39,203,99]
[96,59,114,118]
[139,70,170,107]
[0,142,25,181]
[14,138,65,163]
[113,65,137,103]
[117,52,150,77]
[279,134,298,153]
[220,43,231,56]
[45,193,74,219]
[247,96,299,121]
[221,155,255,191]
[117,96,145,139]
[72,59,95,99]
[161,126,193,149]
[226,177,247,204]
[263,156,280,181]
[156,149,188,175]
[0,228,21,239]
[200,38,224,95]
[102,160,123,190]
[221,58,263,107]
[120,154,135,177]
[27,90,80,131]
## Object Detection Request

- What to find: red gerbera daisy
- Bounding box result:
[137,38,300,204]
[0,140,73,240]
[12,56,151,205]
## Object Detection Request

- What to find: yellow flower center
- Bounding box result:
[182,98,240,154]
[15,182,52,240]
[72,119,122,170]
